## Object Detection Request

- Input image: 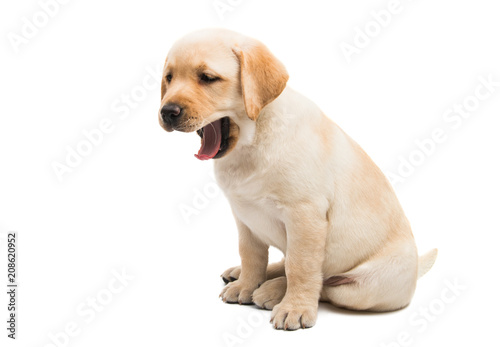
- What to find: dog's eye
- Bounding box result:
[199,73,220,84]
[166,74,173,83]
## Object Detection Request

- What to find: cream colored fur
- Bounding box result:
[159,28,437,331]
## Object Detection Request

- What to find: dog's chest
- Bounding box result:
[233,195,287,252]
[215,169,287,252]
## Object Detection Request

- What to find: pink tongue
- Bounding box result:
[194,119,222,160]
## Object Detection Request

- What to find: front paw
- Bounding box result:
[219,280,257,304]
[270,299,318,330]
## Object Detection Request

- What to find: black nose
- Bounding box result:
[160,103,182,123]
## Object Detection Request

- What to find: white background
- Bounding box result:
[1,0,499,346]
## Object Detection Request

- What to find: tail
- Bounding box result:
[417,248,438,279]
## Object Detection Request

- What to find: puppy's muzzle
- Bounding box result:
[160,103,183,129]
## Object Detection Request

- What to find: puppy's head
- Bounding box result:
[158,29,288,160]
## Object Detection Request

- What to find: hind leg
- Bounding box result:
[321,249,418,311]
[321,283,413,312]
[253,276,287,310]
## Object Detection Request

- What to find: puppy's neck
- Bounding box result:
[232,111,256,148]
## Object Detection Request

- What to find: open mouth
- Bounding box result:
[194,117,230,160]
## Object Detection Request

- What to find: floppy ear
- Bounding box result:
[233,42,289,121]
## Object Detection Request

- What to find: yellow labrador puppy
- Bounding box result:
[158,28,437,330]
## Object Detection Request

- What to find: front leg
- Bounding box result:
[270,204,327,330]
[220,215,268,304]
